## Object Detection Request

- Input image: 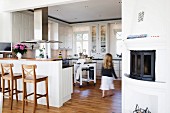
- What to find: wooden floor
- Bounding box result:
[2,80,121,113]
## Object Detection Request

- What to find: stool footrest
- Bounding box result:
[26,92,34,97]
[4,90,10,93]
[24,99,34,103]
[37,94,47,99]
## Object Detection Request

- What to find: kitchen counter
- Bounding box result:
[0,58,73,107]
[0,58,62,61]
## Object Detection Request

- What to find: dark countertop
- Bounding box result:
[77,62,97,64]
[92,58,122,61]
[62,65,73,69]
[62,58,122,61]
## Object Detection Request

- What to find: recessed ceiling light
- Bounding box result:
[85,6,88,8]
[55,9,59,12]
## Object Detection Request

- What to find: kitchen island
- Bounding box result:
[70,58,122,79]
[0,58,73,107]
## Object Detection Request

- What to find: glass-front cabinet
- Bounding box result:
[99,25,107,54]
[90,24,109,58]
[91,26,98,54]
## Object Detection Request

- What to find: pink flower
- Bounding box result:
[13,43,27,55]
[14,45,19,49]
[20,45,24,50]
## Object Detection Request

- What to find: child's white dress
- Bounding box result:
[100,76,114,90]
[100,66,117,90]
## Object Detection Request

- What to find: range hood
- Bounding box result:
[22,7,62,44]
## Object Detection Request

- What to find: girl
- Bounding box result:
[100,53,118,98]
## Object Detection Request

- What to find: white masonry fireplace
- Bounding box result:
[122,0,170,112]
[122,38,169,113]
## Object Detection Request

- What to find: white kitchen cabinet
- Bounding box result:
[0,12,12,42]
[50,22,73,50]
[58,23,73,50]
[49,22,59,49]
[12,12,34,45]
[92,60,103,79]
[90,24,109,58]
[65,27,73,49]
[113,60,122,78]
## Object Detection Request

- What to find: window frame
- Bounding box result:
[74,31,90,56]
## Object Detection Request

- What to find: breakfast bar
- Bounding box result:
[0,58,73,107]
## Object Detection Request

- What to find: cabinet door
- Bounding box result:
[58,36,65,49]
[113,60,122,78]
[99,24,107,55]
[90,25,98,57]
[50,22,59,49]
[92,60,103,79]
[12,12,21,44]
[21,13,28,42]
[58,24,65,49]
[65,26,73,49]
[28,14,34,41]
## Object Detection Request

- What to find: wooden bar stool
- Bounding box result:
[0,72,2,91]
[21,64,49,113]
[0,63,22,110]
[0,72,9,91]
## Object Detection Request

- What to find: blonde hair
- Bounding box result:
[103,53,113,69]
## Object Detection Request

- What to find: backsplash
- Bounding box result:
[2,49,68,59]
[51,49,67,59]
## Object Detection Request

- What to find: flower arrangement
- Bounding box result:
[13,43,28,55]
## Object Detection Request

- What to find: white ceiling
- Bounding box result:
[48,0,122,23]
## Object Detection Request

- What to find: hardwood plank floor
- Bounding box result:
[2,80,121,113]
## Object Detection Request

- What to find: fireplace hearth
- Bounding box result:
[130,50,155,81]
[133,104,151,113]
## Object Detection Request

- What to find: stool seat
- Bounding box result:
[24,75,48,83]
[2,73,22,80]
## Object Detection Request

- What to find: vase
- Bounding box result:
[17,53,22,59]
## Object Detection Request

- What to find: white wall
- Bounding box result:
[0,12,12,42]
[0,0,87,12]
[122,0,169,39]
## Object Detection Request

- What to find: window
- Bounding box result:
[75,32,89,55]
[116,31,123,56]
